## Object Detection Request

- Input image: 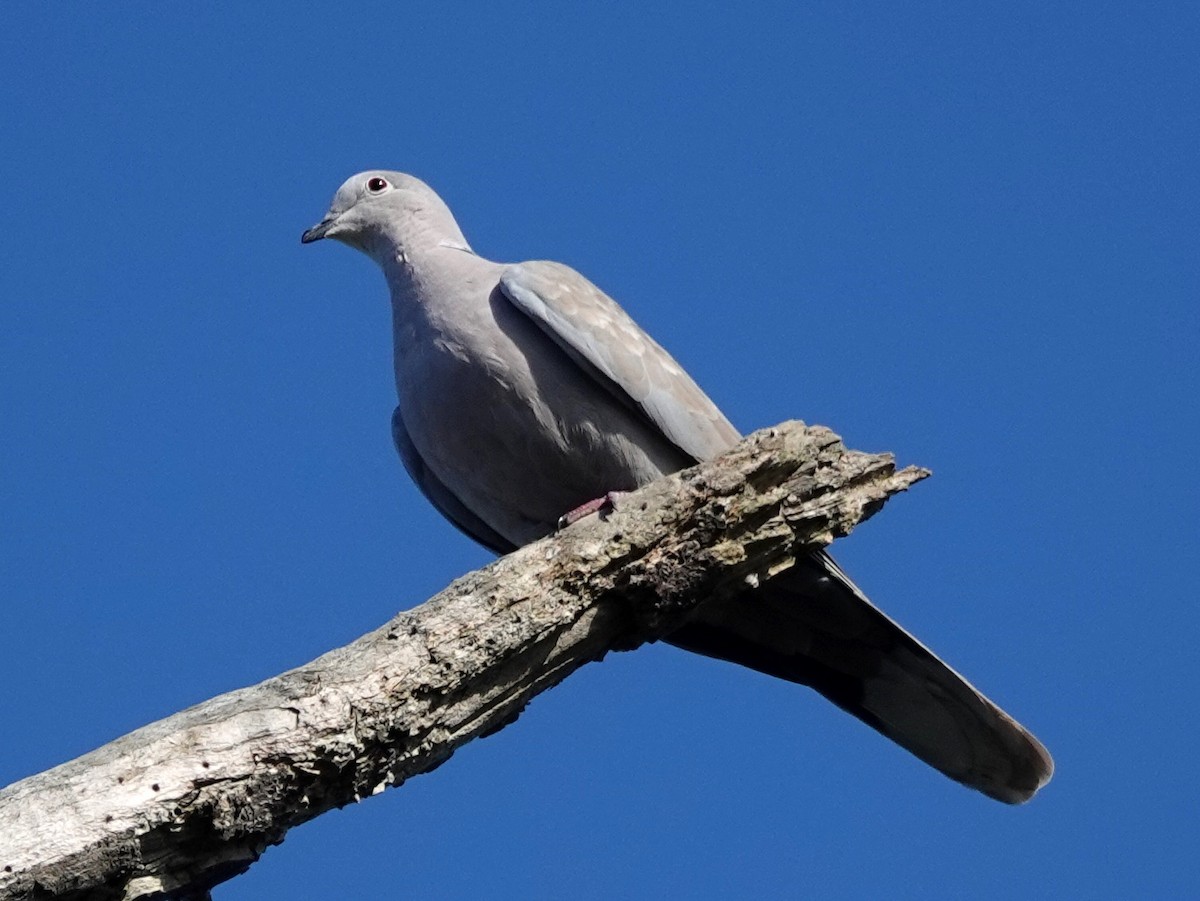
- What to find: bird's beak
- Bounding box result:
[301,216,336,244]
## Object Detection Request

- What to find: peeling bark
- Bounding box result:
[0,422,927,901]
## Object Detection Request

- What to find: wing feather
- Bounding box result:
[500,260,740,463]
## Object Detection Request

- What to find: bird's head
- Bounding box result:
[301,170,469,261]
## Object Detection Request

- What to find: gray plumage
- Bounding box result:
[302,170,1053,803]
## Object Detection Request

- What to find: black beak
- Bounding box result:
[301,218,334,244]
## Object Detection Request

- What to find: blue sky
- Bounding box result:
[1,3,1196,898]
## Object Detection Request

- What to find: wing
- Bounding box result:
[499,260,741,463]
[668,550,1054,803]
[391,406,517,556]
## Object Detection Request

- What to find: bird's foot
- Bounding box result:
[557,491,627,530]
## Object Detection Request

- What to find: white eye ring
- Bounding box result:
[366,176,390,194]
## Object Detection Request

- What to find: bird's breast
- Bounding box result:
[390,286,689,545]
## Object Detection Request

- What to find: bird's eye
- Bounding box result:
[366,176,390,194]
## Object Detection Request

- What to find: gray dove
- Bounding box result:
[302,171,1053,803]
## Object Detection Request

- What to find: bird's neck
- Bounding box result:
[385,237,499,403]
[373,212,472,287]
[382,242,477,305]
[382,231,498,338]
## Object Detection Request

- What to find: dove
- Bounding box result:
[302,171,1052,802]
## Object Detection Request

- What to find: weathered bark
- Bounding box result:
[0,422,927,901]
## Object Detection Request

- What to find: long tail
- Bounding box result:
[666,551,1053,803]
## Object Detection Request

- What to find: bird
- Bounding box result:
[302,170,1053,803]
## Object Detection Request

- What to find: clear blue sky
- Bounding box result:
[1,3,1196,898]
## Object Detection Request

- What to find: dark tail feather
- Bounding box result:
[666,551,1053,803]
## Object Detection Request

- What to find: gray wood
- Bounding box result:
[0,423,921,901]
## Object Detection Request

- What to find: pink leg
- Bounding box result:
[557,491,628,530]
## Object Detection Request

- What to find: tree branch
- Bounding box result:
[0,421,928,901]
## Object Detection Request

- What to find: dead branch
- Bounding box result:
[0,421,927,901]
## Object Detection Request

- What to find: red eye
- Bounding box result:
[367,176,390,193]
